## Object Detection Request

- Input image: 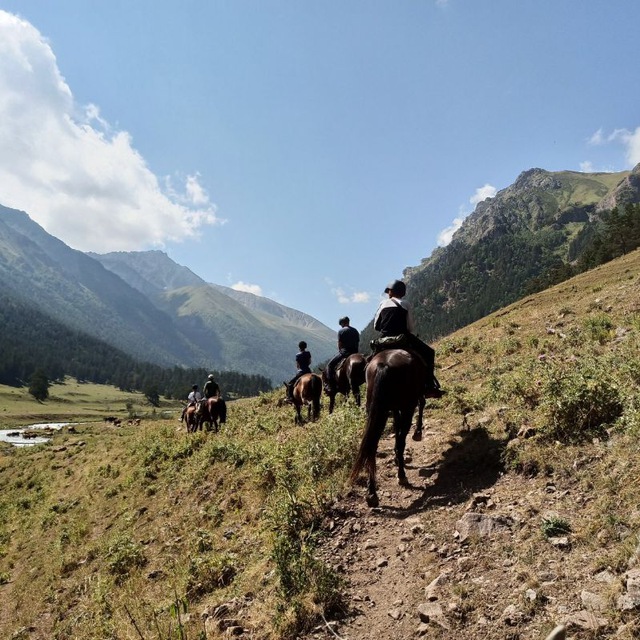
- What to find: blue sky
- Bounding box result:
[0,1,639,333]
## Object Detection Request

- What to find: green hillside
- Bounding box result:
[2,249,640,638]
[363,166,640,348]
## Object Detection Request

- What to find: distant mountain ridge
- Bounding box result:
[90,250,337,382]
[0,207,336,382]
[4,163,639,386]
[393,163,640,343]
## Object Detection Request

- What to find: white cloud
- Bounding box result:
[330,286,370,304]
[580,161,595,172]
[0,10,221,252]
[587,129,605,146]
[232,281,263,296]
[587,126,640,167]
[470,183,497,206]
[352,291,370,303]
[437,215,465,247]
[438,183,496,247]
[625,127,640,166]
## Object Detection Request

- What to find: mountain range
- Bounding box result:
[0,205,336,383]
[2,162,639,389]
[363,163,640,345]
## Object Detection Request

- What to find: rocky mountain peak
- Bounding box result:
[596,162,640,212]
[512,168,561,191]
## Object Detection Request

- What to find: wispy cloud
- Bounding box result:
[580,161,595,173]
[437,183,497,247]
[232,281,263,296]
[470,184,497,206]
[328,281,371,305]
[0,10,221,252]
[587,126,640,166]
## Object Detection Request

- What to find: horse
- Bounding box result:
[184,403,199,433]
[197,397,226,432]
[284,373,322,425]
[350,349,427,507]
[321,353,367,413]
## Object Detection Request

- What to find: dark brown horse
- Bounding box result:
[321,353,367,413]
[196,397,226,432]
[184,403,199,433]
[351,349,427,507]
[284,373,322,425]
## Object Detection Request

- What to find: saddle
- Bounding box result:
[369,335,443,396]
[369,334,411,355]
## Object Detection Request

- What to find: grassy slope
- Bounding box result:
[1,250,640,639]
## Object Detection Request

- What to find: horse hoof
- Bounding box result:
[398,475,410,487]
[366,493,379,508]
[412,431,423,442]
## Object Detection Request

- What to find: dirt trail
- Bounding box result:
[304,413,639,640]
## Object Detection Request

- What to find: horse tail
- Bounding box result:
[350,355,367,393]
[350,362,390,483]
[312,374,322,419]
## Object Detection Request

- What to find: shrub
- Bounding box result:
[104,534,147,583]
[541,516,571,538]
[185,552,236,599]
[583,314,615,344]
[539,360,623,443]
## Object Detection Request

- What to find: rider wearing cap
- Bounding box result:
[180,384,203,422]
[203,373,227,423]
[203,373,220,399]
[325,316,360,392]
[373,279,444,398]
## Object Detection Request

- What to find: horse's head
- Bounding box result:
[319,368,333,394]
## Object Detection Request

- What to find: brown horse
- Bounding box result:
[196,397,226,432]
[321,353,367,413]
[285,373,322,425]
[351,349,427,507]
[184,403,199,433]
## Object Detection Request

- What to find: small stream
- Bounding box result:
[0,422,69,447]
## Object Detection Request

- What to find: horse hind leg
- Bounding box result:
[412,395,426,442]
[395,410,412,487]
[366,462,379,508]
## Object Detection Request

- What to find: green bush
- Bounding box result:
[541,516,571,538]
[104,534,147,583]
[185,552,236,599]
[583,314,615,344]
[539,360,623,443]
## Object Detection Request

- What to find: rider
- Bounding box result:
[285,341,312,402]
[325,316,360,391]
[373,279,444,398]
[203,373,227,423]
[180,384,203,422]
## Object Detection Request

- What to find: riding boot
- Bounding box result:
[285,383,294,402]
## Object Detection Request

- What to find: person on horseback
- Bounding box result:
[285,341,312,402]
[325,316,360,392]
[373,279,444,398]
[203,373,227,424]
[180,384,203,422]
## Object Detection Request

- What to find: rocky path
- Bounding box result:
[303,414,640,640]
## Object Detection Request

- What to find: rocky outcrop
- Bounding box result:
[596,162,640,211]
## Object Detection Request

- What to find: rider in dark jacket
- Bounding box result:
[285,341,312,401]
[325,316,360,391]
[203,373,226,423]
[373,279,444,398]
